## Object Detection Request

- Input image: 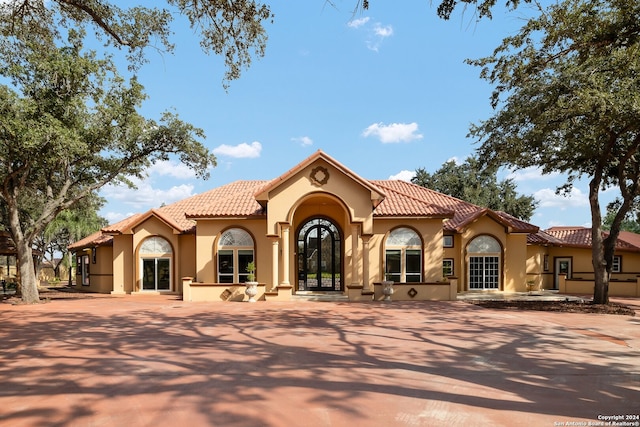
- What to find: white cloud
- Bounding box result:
[292,136,313,147]
[389,170,415,182]
[347,16,393,51]
[212,141,262,158]
[446,156,462,165]
[507,167,561,182]
[101,178,195,210]
[362,122,423,143]
[147,160,199,179]
[348,17,370,28]
[534,187,589,209]
[373,23,393,37]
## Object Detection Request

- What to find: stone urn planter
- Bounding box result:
[382,280,394,302]
[244,282,258,302]
[245,261,258,302]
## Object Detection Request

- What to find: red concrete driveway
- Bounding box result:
[1,294,639,426]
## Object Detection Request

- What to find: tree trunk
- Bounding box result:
[588,177,609,305]
[6,199,41,304]
[15,238,40,304]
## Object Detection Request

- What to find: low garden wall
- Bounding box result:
[182,278,266,302]
[558,275,640,297]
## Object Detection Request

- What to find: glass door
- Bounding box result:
[297,218,342,292]
[142,258,171,291]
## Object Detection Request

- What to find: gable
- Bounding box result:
[255,151,387,234]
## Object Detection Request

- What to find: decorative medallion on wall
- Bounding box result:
[310,166,330,186]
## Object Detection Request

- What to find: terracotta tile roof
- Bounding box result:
[185,180,267,218]
[493,211,539,233]
[68,230,114,251]
[543,227,640,252]
[527,229,566,246]
[102,213,145,234]
[0,231,17,255]
[370,180,538,233]
[370,180,455,217]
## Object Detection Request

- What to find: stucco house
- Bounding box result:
[68,150,640,301]
[527,227,640,297]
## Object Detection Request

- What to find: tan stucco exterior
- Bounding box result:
[70,151,640,300]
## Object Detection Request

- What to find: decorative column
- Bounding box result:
[270,236,279,291]
[351,224,360,286]
[281,224,291,286]
[362,234,372,292]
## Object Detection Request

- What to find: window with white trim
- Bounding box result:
[385,227,422,283]
[443,258,454,277]
[612,255,622,273]
[443,235,454,248]
[218,228,255,283]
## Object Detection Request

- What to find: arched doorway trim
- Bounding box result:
[296,217,343,292]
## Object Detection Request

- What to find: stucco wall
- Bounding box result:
[195,219,271,285]
[371,218,444,284]
[262,159,379,235]
[112,234,133,293]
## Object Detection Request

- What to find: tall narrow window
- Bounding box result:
[139,236,172,291]
[218,228,254,283]
[385,227,422,283]
[80,255,90,286]
[612,255,622,273]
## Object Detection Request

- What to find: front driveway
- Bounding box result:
[1,295,638,426]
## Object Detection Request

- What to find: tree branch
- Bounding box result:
[56,0,129,46]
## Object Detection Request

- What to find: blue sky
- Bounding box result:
[99,0,614,229]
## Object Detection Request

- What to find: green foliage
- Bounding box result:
[360,0,529,20]
[602,201,640,233]
[0,8,224,302]
[467,0,640,303]
[0,0,273,88]
[245,261,256,282]
[412,156,537,221]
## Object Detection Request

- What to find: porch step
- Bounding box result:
[291,292,349,302]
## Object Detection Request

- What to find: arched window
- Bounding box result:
[218,228,254,283]
[468,235,501,290]
[140,236,172,291]
[385,227,422,283]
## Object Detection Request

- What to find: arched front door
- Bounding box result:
[297,218,342,292]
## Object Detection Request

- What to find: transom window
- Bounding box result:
[140,236,173,254]
[217,228,254,283]
[385,227,422,283]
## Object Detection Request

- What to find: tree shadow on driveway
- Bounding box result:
[1,297,638,426]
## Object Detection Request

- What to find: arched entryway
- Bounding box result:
[297,218,342,292]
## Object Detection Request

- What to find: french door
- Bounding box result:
[297,218,342,292]
[142,258,171,291]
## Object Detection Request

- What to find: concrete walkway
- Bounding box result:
[1,294,638,426]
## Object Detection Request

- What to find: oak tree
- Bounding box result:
[412,156,537,221]
[468,0,640,303]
